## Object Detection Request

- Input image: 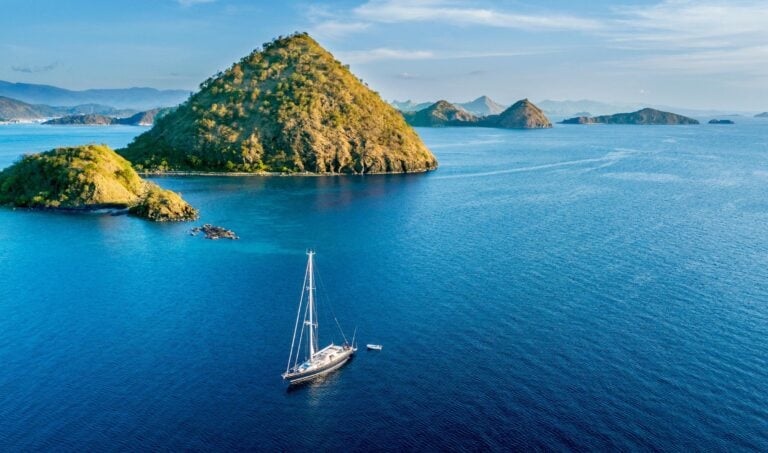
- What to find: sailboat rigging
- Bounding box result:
[282,250,356,385]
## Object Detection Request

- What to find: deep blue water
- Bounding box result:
[0,122,767,450]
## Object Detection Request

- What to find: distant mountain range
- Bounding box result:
[392,95,507,116]
[756,112,768,118]
[0,80,189,110]
[0,96,137,120]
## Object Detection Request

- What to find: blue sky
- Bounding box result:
[1,0,766,110]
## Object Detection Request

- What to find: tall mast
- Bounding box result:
[307,250,316,357]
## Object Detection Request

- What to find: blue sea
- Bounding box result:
[0,122,766,450]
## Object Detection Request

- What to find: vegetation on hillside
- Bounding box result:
[0,144,197,221]
[119,32,436,174]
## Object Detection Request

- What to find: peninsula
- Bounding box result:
[0,144,198,221]
[119,32,437,174]
[561,108,699,125]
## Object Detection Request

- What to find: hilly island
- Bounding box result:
[0,144,198,222]
[401,98,552,129]
[561,108,699,125]
[119,33,437,174]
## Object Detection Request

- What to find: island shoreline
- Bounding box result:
[139,168,436,177]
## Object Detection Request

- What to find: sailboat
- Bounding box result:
[282,250,356,385]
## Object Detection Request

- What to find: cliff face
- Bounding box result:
[562,108,699,125]
[402,100,480,126]
[484,99,552,129]
[119,33,437,174]
[0,144,197,221]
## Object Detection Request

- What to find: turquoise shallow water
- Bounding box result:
[0,122,767,450]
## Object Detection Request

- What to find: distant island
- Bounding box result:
[119,33,437,174]
[401,100,480,127]
[756,112,768,118]
[0,144,197,221]
[402,98,551,129]
[708,119,734,124]
[561,108,699,125]
[44,114,114,125]
[43,108,173,126]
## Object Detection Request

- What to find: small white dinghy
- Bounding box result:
[367,344,382,351]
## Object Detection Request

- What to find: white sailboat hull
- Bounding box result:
[283,345,356,385]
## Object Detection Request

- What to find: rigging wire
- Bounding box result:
[286,261,309,372]
[314,259,350,345]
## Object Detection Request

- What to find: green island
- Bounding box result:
[560,108,699,125]
[0,144,198,222]
[401,98,552,129]
[119,32,437,174]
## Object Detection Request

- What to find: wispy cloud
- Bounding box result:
[337,48,556,64]
[176,0,215,6]
[605,1,768,76]
[310,21,370,39]
[11,61,59,73]
[354,0,603,31]
[611,0,768,49]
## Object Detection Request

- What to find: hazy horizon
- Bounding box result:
[2,0,767,111]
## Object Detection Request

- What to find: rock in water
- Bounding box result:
[119,32,437,174]
[0,144,198,222]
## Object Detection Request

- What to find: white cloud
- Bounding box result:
[353,0,603,31]
[176,0,216,6]
[310,21,370,39]
[337,48,434,63]
[605,1,768,77]
[612,1,768,49]
[336,47,555,64]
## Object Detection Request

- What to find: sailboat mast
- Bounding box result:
[307,250,316,357]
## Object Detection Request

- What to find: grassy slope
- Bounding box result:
[119,33,436,174]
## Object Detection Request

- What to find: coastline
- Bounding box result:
[139,168,435,177]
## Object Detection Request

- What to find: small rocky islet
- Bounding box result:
[190,224,239,240]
